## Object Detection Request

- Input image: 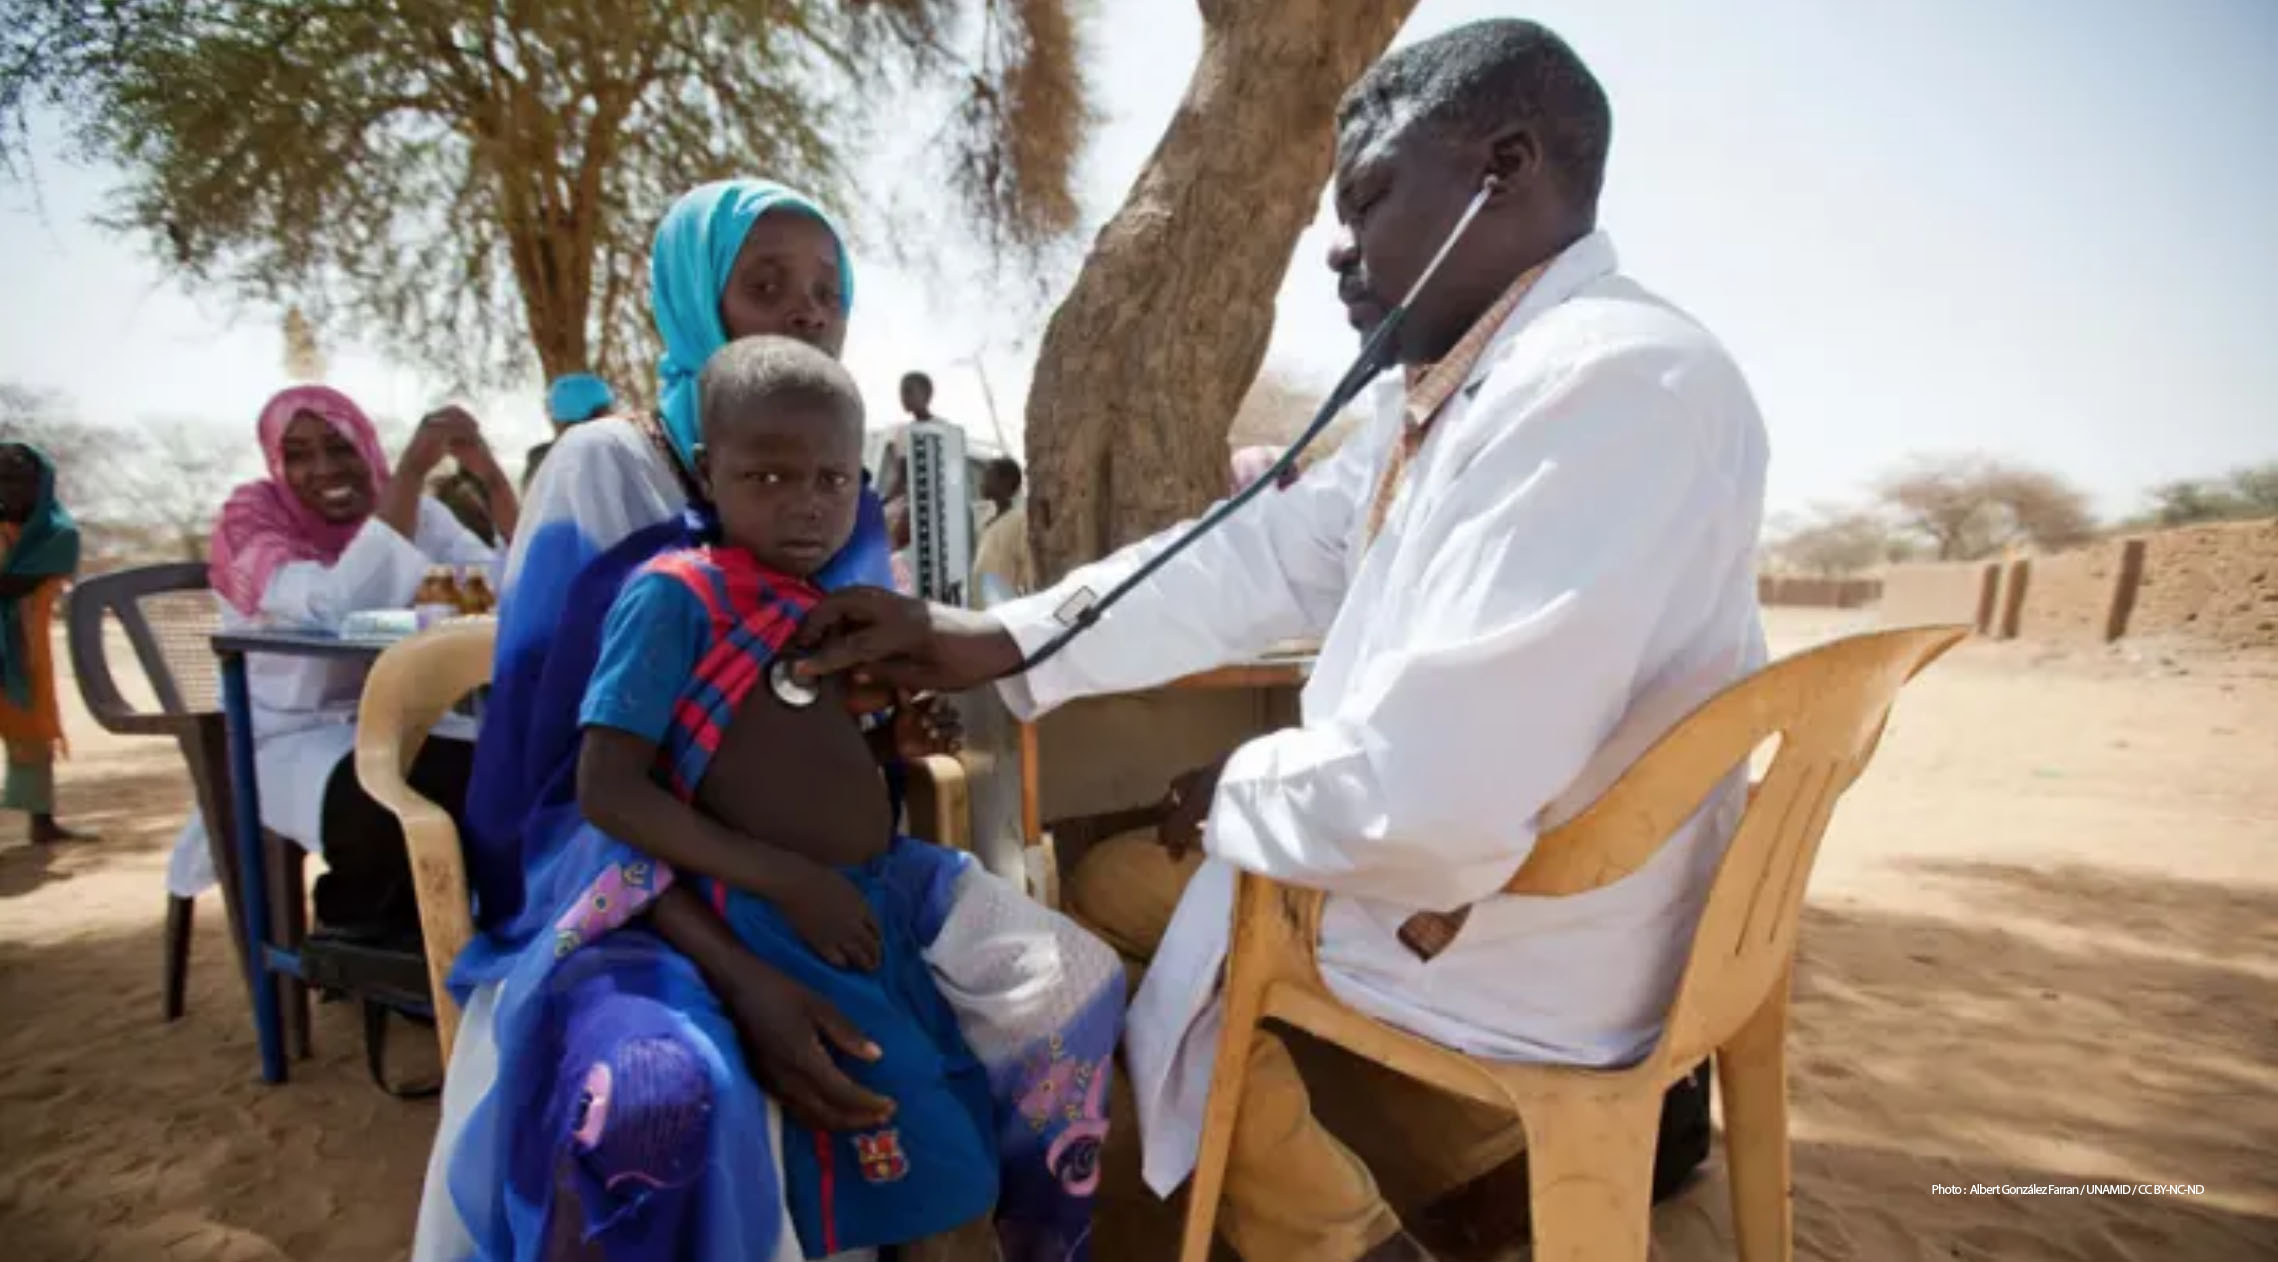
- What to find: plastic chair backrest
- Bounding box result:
[1505,625,1966,1074]
[65,562,221,736]
[353,618,496,1061]
[64,563,254,964]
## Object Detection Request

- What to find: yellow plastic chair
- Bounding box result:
[355,619,978,1067]
[355,619,497,1064]
[1177,625,1967,1262]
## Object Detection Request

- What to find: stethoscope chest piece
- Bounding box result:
[768,658,821,710]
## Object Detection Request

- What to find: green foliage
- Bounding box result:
[2136,463,2278,528]
[2,0,1089,389]
[1764,503,1918,577]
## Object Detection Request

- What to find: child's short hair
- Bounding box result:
[698,336,865,444]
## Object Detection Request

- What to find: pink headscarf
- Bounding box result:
[1230,445,1295,495]
[208,386,392,615]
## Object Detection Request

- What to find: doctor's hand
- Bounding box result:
[1157,756,1229,861]
[791,587,1024,694]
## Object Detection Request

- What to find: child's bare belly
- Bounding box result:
[694,676,892,869]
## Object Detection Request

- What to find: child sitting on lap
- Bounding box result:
[576,335,1001,1258]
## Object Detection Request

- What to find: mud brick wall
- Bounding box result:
[1757,576,1884,609]
[1879,562,1998,631]
[2128,519,2278,651]
[2015,542,2127,643]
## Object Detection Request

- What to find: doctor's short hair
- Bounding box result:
[698,335,865,444]
[1337,19,1612,212]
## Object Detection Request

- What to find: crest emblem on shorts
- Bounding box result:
[853,1128,908,1183]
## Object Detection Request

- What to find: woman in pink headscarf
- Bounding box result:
[196,386,515,937]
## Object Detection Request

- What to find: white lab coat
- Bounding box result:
[167,498,496,895]
[990,232,1770,1193]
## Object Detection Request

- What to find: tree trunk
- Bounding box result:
[1023,0,1420,580]
[496,135,597,383]
[504,202,595,383]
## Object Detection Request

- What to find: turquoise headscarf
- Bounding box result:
[651,180,856,466]
[545,373,616,425]
[1,444,80,708]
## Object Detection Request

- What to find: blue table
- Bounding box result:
[213,627,413,1083]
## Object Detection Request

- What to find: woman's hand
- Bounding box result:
[447,422,508,488]
[379,406,485,540]
[1158,756,1229,861]
[648,884,893,1132]
[778,859,883,972]
[714,951,896,1132]
[397,406,483,483]
[789,588,1024,694]
[437,412,519,540]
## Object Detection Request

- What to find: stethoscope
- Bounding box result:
[770,175,1503,710]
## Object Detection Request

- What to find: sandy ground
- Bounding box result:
[2,609,2274,1261]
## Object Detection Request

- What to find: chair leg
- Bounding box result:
[1176,989,1271,1262]
[1717,981,1795,1262]
[265,836,313,1061]
[162,895,194,1021]
[1517,1086,1660,1262]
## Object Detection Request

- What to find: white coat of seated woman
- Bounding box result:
[191,385,517,935]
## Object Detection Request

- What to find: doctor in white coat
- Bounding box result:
[792,20,1768,1262]
[198,386,511,934]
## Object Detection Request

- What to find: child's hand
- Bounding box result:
[839,668,897,718]
[890,693,963,761]
[780,861,883,972]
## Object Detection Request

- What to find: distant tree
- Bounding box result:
[2,0,1089,390]
[1880,457,2005,561]
[1980,464,2096,553]
[1765,503,1914,576]
[2223,461,2278,517]
[1224,367,1367,473]
[116,418,258,560]
[3,381,254,564]
[2134,461,2278,528]
[2143,479,2242,528]
[1225,369,1321,450]
[0,382,108,504]
[1878,454,2099,559]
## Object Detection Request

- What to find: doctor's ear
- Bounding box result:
[1482,126,1542,195]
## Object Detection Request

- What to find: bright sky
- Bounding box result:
[3,0,2273,519]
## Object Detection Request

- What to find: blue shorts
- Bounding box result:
[714,838,995,1257]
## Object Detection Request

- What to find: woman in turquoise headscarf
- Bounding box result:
[0,443,85,845]
[417,182,1120,1262]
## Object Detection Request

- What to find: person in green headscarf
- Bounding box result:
[0,442,86,844]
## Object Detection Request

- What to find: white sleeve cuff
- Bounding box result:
[988,590,1080,721]
[345,515,435,607]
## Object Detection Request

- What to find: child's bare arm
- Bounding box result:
[579,727,881,970]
